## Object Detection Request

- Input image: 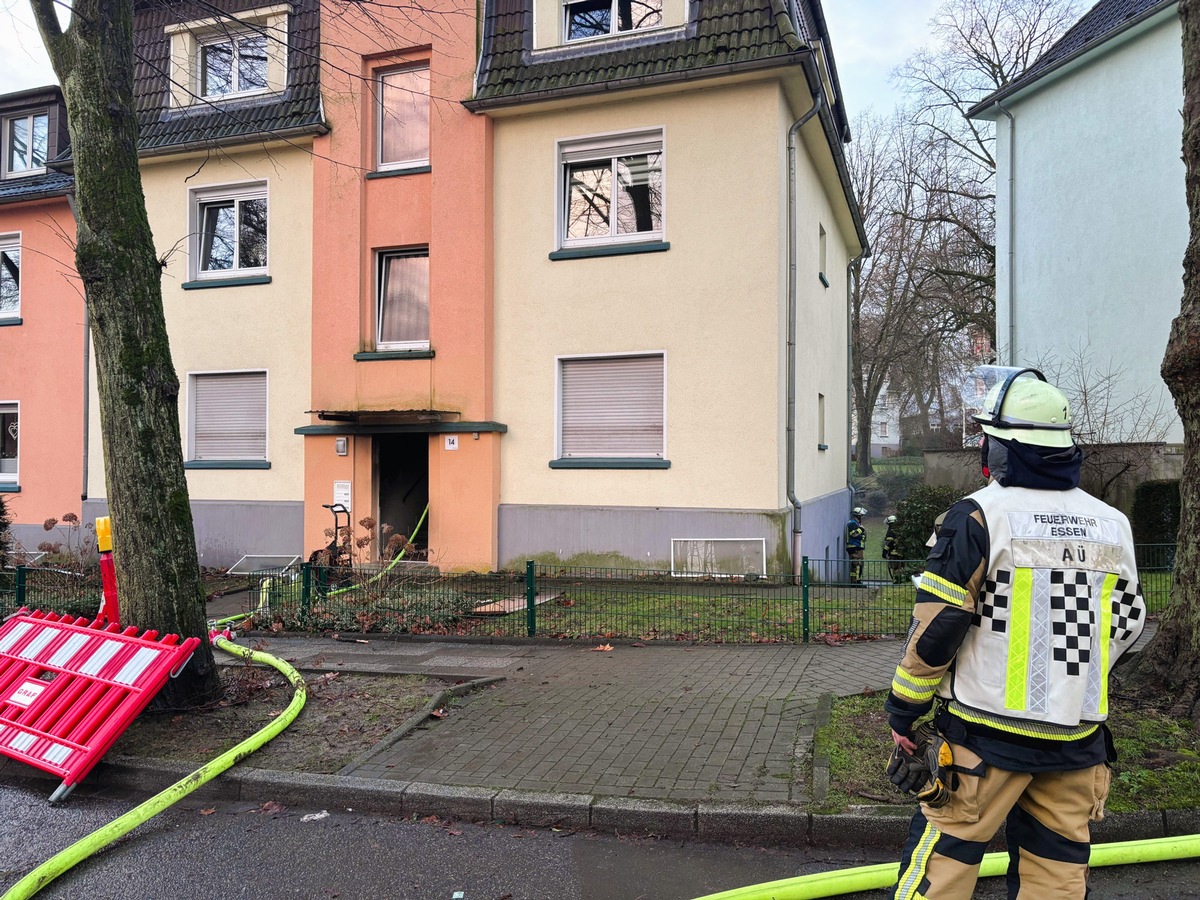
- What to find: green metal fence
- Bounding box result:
[1,545,1180,642]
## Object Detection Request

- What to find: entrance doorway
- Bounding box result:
[376,434,429,558]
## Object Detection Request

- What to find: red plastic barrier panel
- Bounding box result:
[0,609,200,801]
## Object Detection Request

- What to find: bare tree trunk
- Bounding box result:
[31,0,219,706]
[1124,0,1200,721]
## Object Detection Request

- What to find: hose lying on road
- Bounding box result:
[2,635,306,900]
[691,832,1200,900]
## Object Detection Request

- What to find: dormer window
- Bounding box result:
[165,5,289,108]
[201,33,269,98]
[564,0,662,41]
[3,112,47,178]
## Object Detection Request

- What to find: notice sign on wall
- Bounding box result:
[333,481,352,512]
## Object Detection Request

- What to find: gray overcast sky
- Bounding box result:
[822,0,946,119]
[0,0,945,113]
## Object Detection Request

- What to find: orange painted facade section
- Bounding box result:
[0,196,84,532]
[306,0,497,570]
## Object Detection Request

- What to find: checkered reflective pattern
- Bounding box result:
[1050,570,1093,676]
[976,569,1011,633]
[1110,577,1143,642]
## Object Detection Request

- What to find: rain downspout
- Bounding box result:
[846,251,864,491]
[786,87,823,576]
[994,100,1016,365]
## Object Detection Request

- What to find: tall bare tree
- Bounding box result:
[1125,1,1200,719]
[849,110,937,474]
[28,0,220,705]
[896,0,1084,348]
[1033,345,1173,504]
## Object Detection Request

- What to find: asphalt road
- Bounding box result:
[4,781,1200,899]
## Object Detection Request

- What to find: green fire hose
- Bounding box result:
[2,636,307,900]
[691,832,1200,900]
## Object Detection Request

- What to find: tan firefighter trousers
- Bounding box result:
[891,742,1111,900]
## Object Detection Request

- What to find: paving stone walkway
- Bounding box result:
[245,636,898,806]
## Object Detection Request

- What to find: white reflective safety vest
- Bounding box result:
[938,481,1146,738]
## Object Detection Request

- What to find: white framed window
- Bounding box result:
[191,182,268,279]
[376,248,430,350]
[557,353,665,458]
[564,0,662,41]
[200,32,269,98]
[165,6,289,108]
[0,402,17,483]
[3,112,47,178]
[559,130,663,248]
[188,371,268,461]
[378,65,430,171]
[877,420,889,438]
[0,234,18,320]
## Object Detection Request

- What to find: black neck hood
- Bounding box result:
[993,437,1083,491]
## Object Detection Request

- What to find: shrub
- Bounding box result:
[1131,480,1180,545]
[865,490,889,515]
[875,471,922,507]
[891,485,963,563]
[0,493,10,570]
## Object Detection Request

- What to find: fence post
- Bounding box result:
[801,557,810,643]
[525,560,537,638]
[300,563,312,625]
[15,565,27,610]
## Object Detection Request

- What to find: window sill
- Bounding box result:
[182,275,273,290]
[0,483,19,492]
[818,272,830,288]
[0,317,21,327]
[366,165,432,180]
[549,241,670,261]
[354,349,435,361]
[184,460,271,469]
[549,458,670,469]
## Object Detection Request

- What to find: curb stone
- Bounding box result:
[810,692,833,804]
[696,801,808,846]
[4,758,1194,847]
[493,789,592,828]
[590,796,697,839]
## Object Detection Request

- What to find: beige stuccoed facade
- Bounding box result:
[490,77,855,568]
[85,143,312,563]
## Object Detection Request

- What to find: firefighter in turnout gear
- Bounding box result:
[846,506,867,584]
[885,368,1145,900]
[883,515,903,583]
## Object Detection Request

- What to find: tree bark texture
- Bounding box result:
[31,0,219,705]
[1124,0,1200,720]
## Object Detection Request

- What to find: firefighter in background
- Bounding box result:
[882,515,903,583]
[846,506,867,584]
[884,368,1145,899]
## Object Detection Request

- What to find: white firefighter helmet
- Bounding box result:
[886,515,897,524]
[972,367,1073,449]
[852,506,867,517]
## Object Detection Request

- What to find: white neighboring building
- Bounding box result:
[969,0,1183,443]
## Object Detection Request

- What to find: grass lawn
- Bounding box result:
[818,693,1200,814]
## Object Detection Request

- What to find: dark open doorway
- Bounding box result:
[376,434,429,558]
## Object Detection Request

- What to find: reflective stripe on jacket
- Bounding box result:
[937,482,1145,732]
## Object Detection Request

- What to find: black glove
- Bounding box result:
[887,722,953,807]
[887,741,931,794]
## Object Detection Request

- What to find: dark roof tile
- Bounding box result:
[473,0,810,104]
[970,0,1174,113]
[132,0,324,153]
[0,171,74,203]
